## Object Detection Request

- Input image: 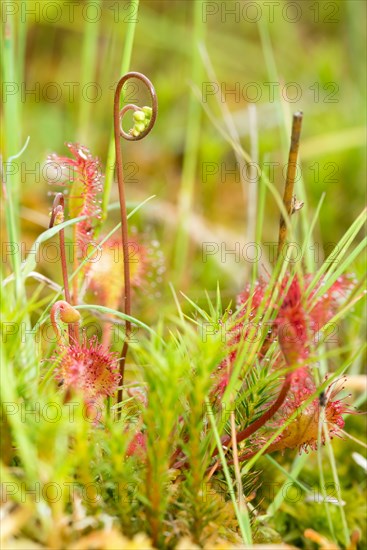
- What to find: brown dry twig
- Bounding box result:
[277,111,303,260]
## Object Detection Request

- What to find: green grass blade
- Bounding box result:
[101,0,140,221]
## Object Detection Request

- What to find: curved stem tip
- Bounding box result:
[113,72,158,405]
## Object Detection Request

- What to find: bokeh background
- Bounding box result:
[1,2,366,546]
[2,0,366,309]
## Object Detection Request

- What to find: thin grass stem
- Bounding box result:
[101,0,140,222]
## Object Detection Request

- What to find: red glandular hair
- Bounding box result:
[53,335,120,406]
[48,142,103,259]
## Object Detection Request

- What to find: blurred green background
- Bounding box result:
[2,0,366,305]
[1,4,366,546]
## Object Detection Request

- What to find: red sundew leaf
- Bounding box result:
[210,272,357,458]
[52,335,120,404]
[48,143,103,260]
[87,236,148,311]
[126,431,146,458]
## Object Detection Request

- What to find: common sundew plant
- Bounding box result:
[1,4,367,550]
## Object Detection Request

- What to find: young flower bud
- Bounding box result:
[51,301,81,343]
[57,301,81,324]
[133,110,146,122]
[134,122,146,134]
[142,106,152,119]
